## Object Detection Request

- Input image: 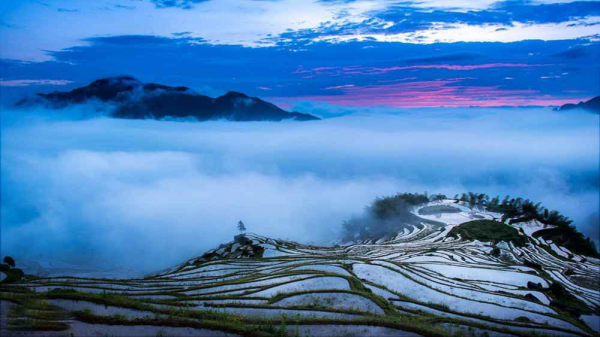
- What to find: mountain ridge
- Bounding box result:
[555,96,600,114]
[15,76,320,122]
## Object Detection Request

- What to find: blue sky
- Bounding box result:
[1,0,599,108]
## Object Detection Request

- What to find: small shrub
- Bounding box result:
[515,316,532,323]
[447,220,527,247]
[490,247,501,257]
[524,293,540,303]
[523,259,542,270]
[3,256,16,267]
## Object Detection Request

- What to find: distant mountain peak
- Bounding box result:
[222,91,249,98]
[91,75,139,85]
[16,76,320,122]
[555,96,600,114]
[142,82,192,93]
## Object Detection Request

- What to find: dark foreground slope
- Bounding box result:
[15,76,320,122]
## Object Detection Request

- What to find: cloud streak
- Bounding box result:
[0,79,73,87]
[294,63,553,77]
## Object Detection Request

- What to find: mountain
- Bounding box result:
[555,96,600,114]
[2,196,599,336]
[15,76,320,122]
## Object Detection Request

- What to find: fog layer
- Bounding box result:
[1,108,598,273]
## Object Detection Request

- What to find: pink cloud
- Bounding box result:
[0,79,73,87]
[272,79,586,108]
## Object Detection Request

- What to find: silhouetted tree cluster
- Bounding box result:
[0,256,24,283]
[342,192,434,241]
[3,256,15,268]
[342,191,597,256]
[429,194,447,203]
[457,192,597,256]
[458,192,572,228]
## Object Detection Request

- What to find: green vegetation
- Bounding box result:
[342,192,440,241]
[418,205,461,215]
[342,190,597,258]
[0,288,453,337]
[0,259,25,283]
[514,316,532,323]
[547,282,594,316]
[533,227,598,257]
[9,285,562,337]
[2,294,70,332]
[490,247,501,257]
[7,318,70,331]
[457,192,598,257]
[368,192,430,222]
[2,244,596,336]
[3,256,16,267]
[447,220,527,247]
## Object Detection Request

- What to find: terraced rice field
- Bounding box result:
[1,200,599,336]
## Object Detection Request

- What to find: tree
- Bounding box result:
[237,221,246,233]
[3,256,15,268]
[467,192,476,210]
[430,194,446,203]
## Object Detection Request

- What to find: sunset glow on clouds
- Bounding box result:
[0,0,599,109]
[285,62,580,107]
[274,79,579,108]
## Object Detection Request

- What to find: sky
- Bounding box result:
[1,0,599,108]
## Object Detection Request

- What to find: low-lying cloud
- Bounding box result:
[1,107,598,273]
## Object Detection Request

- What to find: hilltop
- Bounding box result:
[555,96,600,114]
[1,194,599,336]
[14,76,320,122]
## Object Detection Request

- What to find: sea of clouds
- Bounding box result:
[1,107,598,273]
